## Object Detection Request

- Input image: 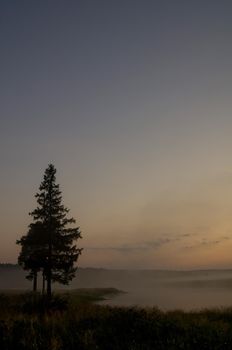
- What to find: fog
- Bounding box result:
[87,269,232,310]
[2,266,232,310]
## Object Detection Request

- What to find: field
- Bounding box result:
[1,289,232,349]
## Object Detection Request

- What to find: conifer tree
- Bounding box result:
[17,230,39,292]
[17,164,82,297]
[17,222,48,292]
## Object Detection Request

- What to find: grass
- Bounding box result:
[0,289,232,349]
[61,287,123,304]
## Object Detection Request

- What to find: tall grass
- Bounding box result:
[0,290,232,349]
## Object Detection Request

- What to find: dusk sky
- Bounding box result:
[1,0,232,269]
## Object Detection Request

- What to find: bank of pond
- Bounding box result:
[0,289,232,349]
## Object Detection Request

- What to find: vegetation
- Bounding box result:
[11,166,232,349]
[17,164,82,297]
[0,289,232,349]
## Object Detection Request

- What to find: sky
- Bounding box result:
[1,0,232,269]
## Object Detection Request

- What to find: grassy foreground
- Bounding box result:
[0,289,232,349]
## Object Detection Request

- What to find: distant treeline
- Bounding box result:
[0,263,19,268]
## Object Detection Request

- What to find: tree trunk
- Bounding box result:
[47,231,52,299]
[42,270,46,295]
[47,177,54,300]
[47,272,52,298]
[33,271,37,292]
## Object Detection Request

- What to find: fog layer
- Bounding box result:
[2,266,232,310]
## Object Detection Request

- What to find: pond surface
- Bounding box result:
[100,285,232,310]
[95,270,232,310]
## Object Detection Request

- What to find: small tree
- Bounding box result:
[17,222,48,292]
[17,164,82,297]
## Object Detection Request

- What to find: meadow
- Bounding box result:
[1,289,232,349]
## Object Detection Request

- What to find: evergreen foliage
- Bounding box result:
[17,164,82,296]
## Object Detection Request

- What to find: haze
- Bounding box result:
[3,266,232,310]
[1,1,232,270]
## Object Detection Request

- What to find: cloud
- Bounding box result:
[85,233,192,253]
[184,236,230,250]
[86,234,230,254]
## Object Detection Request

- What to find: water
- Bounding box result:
[96,270,232,310]
[2,266,232,310]
[100,285,232,310]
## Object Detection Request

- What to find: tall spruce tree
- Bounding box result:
[17,164,82,297]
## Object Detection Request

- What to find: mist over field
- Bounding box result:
[2,265,232,310]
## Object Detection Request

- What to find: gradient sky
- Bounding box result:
[1,0,232,269]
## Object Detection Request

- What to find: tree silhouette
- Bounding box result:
[17,222,48,292]
[17,164,82,297]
